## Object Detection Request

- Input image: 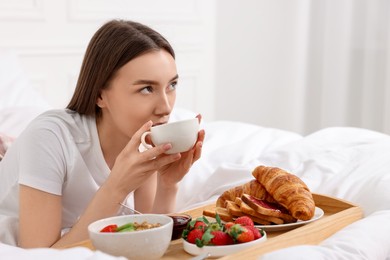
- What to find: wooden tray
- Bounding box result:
[63,193,363,259]
[219,193,363,259]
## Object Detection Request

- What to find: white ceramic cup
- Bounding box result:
[141,118,199,154]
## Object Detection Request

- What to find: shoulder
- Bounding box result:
[24,109,96,143]
[32,109,91,127]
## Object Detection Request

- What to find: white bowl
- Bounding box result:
[88,214,173,260]
[183,230,267,258]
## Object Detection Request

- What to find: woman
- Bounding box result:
[0,19,205,248]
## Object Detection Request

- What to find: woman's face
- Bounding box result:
[97,49,178,139]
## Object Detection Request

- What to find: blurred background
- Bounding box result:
[0,0,389,135]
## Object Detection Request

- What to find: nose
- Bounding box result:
[155,92,174,116]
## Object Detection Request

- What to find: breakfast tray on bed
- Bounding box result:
[64,193,363,259]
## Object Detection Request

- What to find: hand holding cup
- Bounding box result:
[141,118,199,154]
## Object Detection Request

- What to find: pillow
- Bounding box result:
[0,107,49,137]
[0,49,51,136]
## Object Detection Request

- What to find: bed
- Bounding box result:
[1,50,390,259]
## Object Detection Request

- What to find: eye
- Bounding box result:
[140,86,153,94]
[168,81,178,91]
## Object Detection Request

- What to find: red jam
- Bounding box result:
[169,214,192,240]
[249,196,289,214]
[172,216,190,225]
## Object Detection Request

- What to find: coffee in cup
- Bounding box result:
[141,118,199,154]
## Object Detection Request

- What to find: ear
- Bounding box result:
[96,92,105,108]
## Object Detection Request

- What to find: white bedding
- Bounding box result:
[1,50,390,259]
[176,121,390,260]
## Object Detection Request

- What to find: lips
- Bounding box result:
[152,121,167,127]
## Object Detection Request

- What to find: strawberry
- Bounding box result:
[210,230,234,245]
[224,221,235,232]
[234,216,254,227]
[236,226,254,243]
[229,224,255,243]
[186,229,204,244]
[194,220,207,231]
[246,226,262,240]
[207,222,222,231]
[188,216,209,230]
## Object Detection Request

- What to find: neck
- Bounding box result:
[96,117,129,169]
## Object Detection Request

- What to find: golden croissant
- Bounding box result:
[252,165,315,220]
[216,179,275,208]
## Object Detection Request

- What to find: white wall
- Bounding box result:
[215,0,309,133]
[1,0,390,136]
[0,0,216,120]
[215,0,390,135]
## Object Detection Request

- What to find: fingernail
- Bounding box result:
[163,143,172,150]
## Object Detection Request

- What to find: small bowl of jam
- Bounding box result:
[168,213,192,240]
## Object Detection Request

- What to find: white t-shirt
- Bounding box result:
[0,109,127,245]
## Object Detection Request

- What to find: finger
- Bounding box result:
[197,129,205,143]
[143,142,172,159]
[147,150,181,171]
[196,114,202,124]
[193,141,203,162]
[177,128,203,159]
[193,130,205,161]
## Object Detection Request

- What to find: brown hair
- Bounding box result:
[66,19,175,116]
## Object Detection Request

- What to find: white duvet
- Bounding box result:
[175,117,390,260]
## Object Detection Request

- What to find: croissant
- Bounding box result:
[252,165,315,220]
[216,179,274,208]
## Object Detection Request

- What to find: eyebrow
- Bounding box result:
[133,74,179,85]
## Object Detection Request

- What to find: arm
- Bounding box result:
[50,181,129,248]
[153,177,178,214]
[19,185,62,248]
[16,125,126,248]
[134,120,205,214]
[19,120,194,248]
[19,180,129,248]
[134,173,157,213]
[134,173,178,214]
